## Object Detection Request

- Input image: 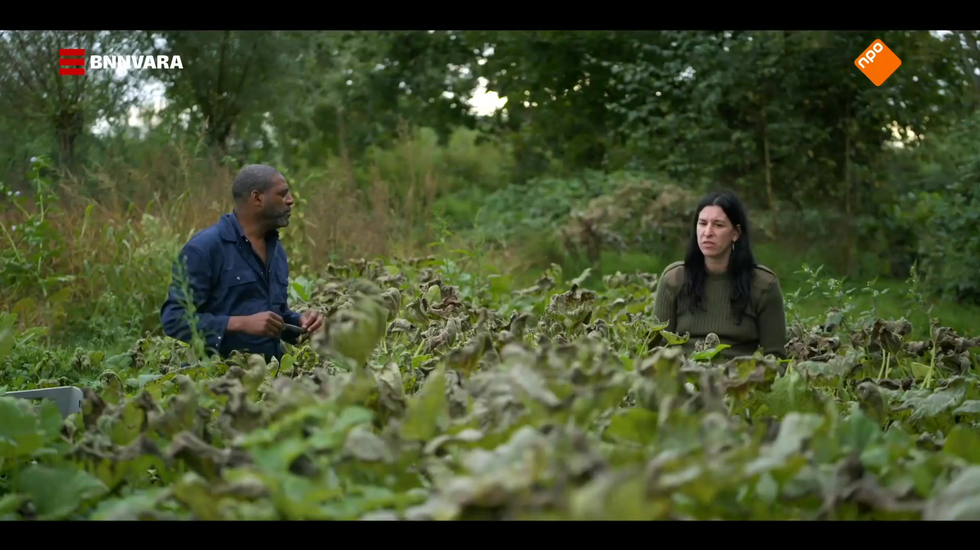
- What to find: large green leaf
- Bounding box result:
[12,466,108,520]
[0,397,62,460]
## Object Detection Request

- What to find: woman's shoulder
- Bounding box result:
[751,263,781,292]
[657,261,780,291]
[659,261,686,289]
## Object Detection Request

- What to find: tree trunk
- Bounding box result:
[761,106,776,238]
[210,120,234,153]
[54,107,83,169]
[843,114,854,275]
[336,105,352,187]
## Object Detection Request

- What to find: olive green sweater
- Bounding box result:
[652,261,788,359]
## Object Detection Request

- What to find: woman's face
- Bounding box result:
[697,205,740,258]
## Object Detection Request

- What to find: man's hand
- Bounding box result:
[229,312,284,337]
[300,310,325,334]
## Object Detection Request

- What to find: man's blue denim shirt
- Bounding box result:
[161,212,302,361]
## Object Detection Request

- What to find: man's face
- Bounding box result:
[260,176,295,228]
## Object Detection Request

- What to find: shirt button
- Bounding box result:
[236,276,240,280]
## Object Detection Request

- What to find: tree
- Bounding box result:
[0,30,147,170]
[147,31,309,155]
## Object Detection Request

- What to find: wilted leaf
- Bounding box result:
[309,407,375,451]
[923,466,980,520]
[901,378,969,422]
[953,400,980,416]
[343,426,393,462]
[401,368,448,441]
[746,413,824,476]
[374,362,407,416]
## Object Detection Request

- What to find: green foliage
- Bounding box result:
[473,170,692,249]
[0,157,73,303]
[0,159,187,349]
[891,110,980,304]
[357,126,515,227]
[1,255,979,520]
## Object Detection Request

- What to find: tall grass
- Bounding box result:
[1,142,447,349]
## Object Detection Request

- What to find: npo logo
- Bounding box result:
[854,39,901,87]
[59,48,183,76]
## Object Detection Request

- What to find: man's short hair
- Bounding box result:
[232,164,283,204]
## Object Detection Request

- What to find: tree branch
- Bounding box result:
[0,32,50,115]
[234,39,259,98]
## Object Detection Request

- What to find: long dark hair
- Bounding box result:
[682,190,758,324]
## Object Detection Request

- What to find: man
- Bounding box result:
[161,164,324,362]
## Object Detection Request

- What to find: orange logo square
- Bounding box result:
[854,39,901,86]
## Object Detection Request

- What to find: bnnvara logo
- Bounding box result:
[59,48,85,75]
[59,48,184,76]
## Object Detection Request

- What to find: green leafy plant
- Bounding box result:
[0,254,977,520]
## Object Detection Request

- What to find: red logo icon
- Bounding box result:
[59,48,85,75]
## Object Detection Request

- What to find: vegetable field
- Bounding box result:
[2,256,979,521]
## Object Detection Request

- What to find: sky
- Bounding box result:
[465,77,509,116]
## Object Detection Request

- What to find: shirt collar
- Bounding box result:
[220,211,279,243]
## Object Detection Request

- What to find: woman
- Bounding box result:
[652,190,787,360]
